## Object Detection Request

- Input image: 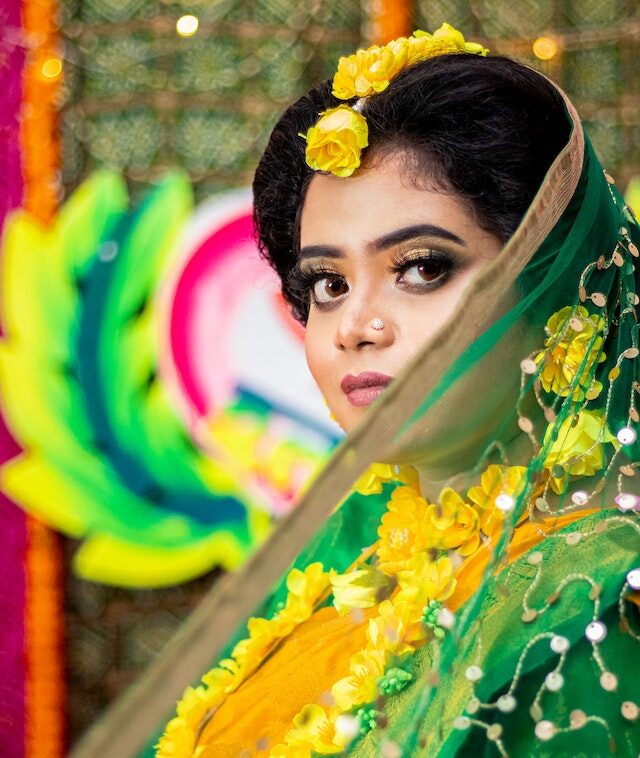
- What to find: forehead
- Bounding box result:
[299,154,476,248]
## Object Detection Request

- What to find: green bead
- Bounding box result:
[356,706,378,735]
[378,667,413,695]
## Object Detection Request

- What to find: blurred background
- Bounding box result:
[1,1,640,756]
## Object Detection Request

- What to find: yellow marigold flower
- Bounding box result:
[155,716,198,758]
[543,409,617,493]
[367,598,414,657]
[408,23,488,64]
[331,648,386,711]
[330,565,393,615]
[467,465,529,540]
[353,462,417,495]
[396,553,456,628]
[301,105,368,178]
[229,616,280,673]
[279,562,331,626]
[332,44,400,100]
[377,485,430,574]
[535,305,606,400]
[175,685,212,729]
[424,487,480,555]
[284,704,347,753]
[200,660,241,702]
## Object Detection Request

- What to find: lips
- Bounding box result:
[341,372,393,408]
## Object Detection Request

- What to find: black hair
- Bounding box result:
[252,53,571,323]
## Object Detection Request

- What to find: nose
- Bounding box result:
[333,299,395,351]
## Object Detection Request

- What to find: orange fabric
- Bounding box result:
[198,511,591,756]
[21,1,65,757]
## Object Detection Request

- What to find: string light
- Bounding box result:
[176,14,199,37]
[40,57,62,80]
[532,36,559,61]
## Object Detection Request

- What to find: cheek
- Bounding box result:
[304,318,333,398]
[397,275,475,354]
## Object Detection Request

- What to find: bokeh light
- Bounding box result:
[176,14,199,37]
[41,57,63,79]
[532,36,559,61]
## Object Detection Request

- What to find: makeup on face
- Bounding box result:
[299,156,504,433]
[290,224,469,312]
[340,371,394,407]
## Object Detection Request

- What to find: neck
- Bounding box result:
[413,423,537,502]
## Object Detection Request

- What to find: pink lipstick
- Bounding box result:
[340,372,393,408]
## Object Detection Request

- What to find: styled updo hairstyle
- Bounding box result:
[253,54,571,323]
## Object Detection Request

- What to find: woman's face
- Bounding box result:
[299,153,504,434]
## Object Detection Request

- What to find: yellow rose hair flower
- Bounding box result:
[332,44,402,100]
[535,305,606,400]
[301,24,488,178]
[300,105,368,178]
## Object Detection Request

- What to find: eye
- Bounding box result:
[396,254,453,289]
[312,275,349,304]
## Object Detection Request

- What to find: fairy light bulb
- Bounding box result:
[176,14,199,37]
[41,57,62,79]
[532,36,559,61]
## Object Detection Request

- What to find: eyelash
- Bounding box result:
[290,250,458,311]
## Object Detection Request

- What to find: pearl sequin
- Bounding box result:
[466,696,480,714]
[571,490,589,506]
[534,720,556,741]
[497,694,517,713]
[585,620,607,643]
[550,635,569,654]
[496,493,515,512]
[616,426,637,445]
[621,701,639,721]
[465,665,483,682]
[599,672,618,691]
[615,492,639,511]
[545,671,564,691]
[626,568,640,590]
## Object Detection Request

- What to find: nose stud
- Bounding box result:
[370,318,385,331]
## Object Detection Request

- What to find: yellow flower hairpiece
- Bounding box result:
[300,23,489,177]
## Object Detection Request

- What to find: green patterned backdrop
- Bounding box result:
[60,0,361,203]
[416,0,640,185]
[60,0,640,745]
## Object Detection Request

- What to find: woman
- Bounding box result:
[156,24,640,757]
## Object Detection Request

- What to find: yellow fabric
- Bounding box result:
[197,510,589,756]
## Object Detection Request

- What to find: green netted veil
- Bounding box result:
[71,79,640,758]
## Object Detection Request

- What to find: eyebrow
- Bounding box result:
[299,223,465,260]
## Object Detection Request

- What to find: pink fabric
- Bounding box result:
[0,2,27,756]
